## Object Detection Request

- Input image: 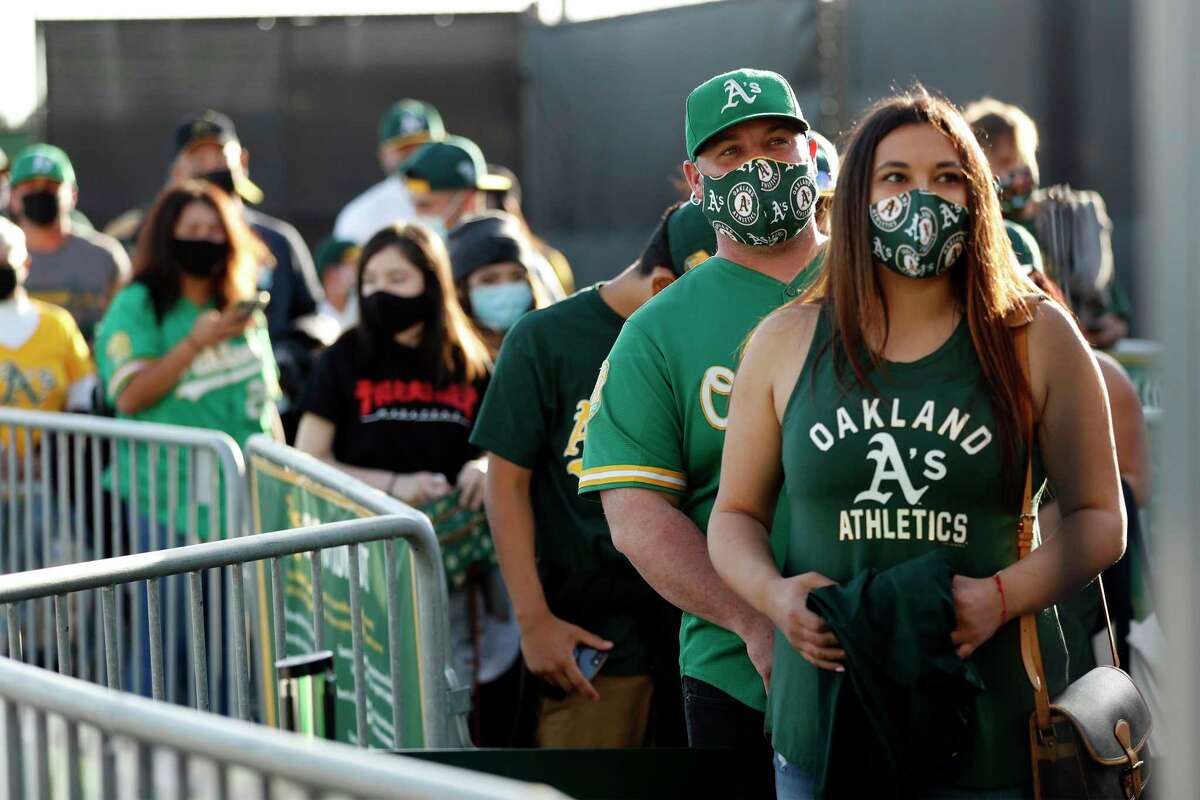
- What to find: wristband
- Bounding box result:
[993,573,1008,625]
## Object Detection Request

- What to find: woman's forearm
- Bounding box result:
[1000,506,1125,617]
[708,510,784,619]
[116,338,199,414]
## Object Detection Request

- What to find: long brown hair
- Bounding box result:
[355,223,491,386]
[804,87,1034,487]
[132,181,266,320]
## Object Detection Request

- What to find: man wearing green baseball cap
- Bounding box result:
[402,135,513,238]
[313,236,361,331]
[8,143,129,341]
[579,68,827,792]
[334,99,446,244]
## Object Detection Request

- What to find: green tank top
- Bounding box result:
[770,307,1068,790]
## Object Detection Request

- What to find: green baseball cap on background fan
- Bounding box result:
[314,237,361,277]
[685,68,809,160]
[401,136,512,193]
[811,130,839,196]
[9,143,76,187]
[378,99,446,149]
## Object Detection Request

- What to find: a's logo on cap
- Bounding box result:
[456,161,475,182]
[728,181,759,226]
[720,78,762,113]
[31,156,54,174]
[399,113,423,134]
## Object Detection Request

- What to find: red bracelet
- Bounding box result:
[993,573,1008,625]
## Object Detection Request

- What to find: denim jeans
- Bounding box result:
[773,752,1033,800]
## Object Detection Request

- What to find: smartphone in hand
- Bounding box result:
[574,645,610,682]
[234,291,271,320]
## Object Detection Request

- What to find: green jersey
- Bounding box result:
[96,282,280,539]
[773,308,1067,789]
[580,254,822,710]
[471,285,669,675]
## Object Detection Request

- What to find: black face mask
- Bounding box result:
[172,238,230,278]
[202,169,237,197]
[21,191,60,226]
[0,265,18,301]
[361,290,436,337]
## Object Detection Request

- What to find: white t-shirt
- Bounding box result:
[333,176,416,244]
[316,295,359,333]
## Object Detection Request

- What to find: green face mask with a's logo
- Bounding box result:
[868,189,969,279]
[695,157,818,247]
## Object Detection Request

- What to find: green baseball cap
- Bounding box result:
[811,130,839,196]
[401,136,512,193]
[1005,219,1043,275]
[378,99,446,150]
[314,236,361,276]
[685,68,809,161]
[10,144,76,187]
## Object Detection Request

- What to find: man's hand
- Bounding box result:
[766,572,844,672]
[736,612,776,691]
[520,610,612,701]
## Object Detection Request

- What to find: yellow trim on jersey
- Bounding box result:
[578,464,687,491]
[107,359,150,401]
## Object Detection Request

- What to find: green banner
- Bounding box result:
[249,457,426,748]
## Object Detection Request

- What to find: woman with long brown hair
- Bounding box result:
[96,179,279,540]
[708,89,1124,798]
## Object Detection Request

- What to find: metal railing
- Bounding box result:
[0,408,246,707]
[0,655,567,800]
[0,516,451,758]
[245,436,470,749]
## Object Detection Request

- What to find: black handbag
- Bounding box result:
[1014,325,1152,799]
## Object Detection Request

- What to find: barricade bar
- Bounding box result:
[0,657,566,800]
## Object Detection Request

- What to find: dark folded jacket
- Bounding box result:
[806,550,986,799]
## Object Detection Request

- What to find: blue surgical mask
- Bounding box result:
[470,281,532,332]
[413,215,448,241]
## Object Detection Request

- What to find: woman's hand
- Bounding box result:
[951,574,1004,659]
[189,305,253,350]
[457,460,487,511]
[766,572,844,672]
[389,472,451,506]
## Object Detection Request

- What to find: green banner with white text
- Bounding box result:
[250,456,425,748]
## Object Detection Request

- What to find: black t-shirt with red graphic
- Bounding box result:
[299,331,488,481]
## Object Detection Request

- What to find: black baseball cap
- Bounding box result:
[174,110,239,155]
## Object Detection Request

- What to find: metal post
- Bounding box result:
[347,544,368,747]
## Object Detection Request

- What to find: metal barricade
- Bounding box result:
[0,408,246,710]
[244,436,469,750]
[0,516,447,753]
[0,656,566,800]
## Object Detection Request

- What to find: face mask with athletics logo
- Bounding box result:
[694,156,817,247]
[868,189,969,279]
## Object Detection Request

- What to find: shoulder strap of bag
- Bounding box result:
[1014,324,1122,736]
